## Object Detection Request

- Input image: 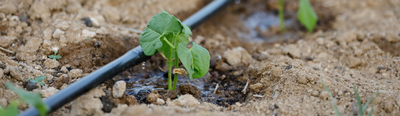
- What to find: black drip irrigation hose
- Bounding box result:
[20,0,234,116]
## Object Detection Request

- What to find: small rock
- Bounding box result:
[83,18,92,27]
[125,95,138,106]
[250,83,264,92]
[271,67,282,79]
[100,96,114,113]
[156,98,165,105]
[41,87,59,98]
[223,47,253,67]
[56,22,70,31]
[44,59,60,69]
[215,62,232,72]
[52,29,65,39]
[90,18,100,27]
[25,81,38,91]
[68,69,83,79]
[0,36,16,47]
[311,91,319,97]
[16,37,43,61]
[0,98,7,107]
[210,55,222,68]
[252,54,268,61]
[88,87,105,98]
[60,66,68,73]
[113,81,126,98]
[178,84,201,98]
[296,71,308,84]
[284,45,302,58]
[146,91,161,104]
[168,94,200,108]
[9,66,24,81]
[71,95,103,116]
[82,29,96,38]
[320,91,330,100]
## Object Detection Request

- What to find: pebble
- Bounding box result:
[320,91,330,100]
[82,29,96,38]
[146,91,161,104]
[25,81,38,91]
[168,94,200,108]
[311,91,319,97]
[41,87,59,98]
[156,98,165,105]
[52,29,65,39]
[9,66,24,81]
[215,62,232,72]
[68,69,83,79]
[60,66,68,73]
[0,36,16,47]
[112,81,126,98]
[223,47,253,67]
[71,95,103,116]
[56,22,70,31]
[44,59,60,69]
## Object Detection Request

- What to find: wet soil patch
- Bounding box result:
[114,64,248,107]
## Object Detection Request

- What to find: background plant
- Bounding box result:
[139,10,210,91]
[278,0,318,33]
[48,51,61,60]
[321,79,380,116]
[0,83,48,116]
[28,76,46,86]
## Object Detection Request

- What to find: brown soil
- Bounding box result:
[1,0,400,116]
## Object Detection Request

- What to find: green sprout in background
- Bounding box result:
[321,79,380,116]
[278,0,318,33]
[139,10,210,91]
[0,83,49,116]
[48,51,61,60]
[28,76,46,86]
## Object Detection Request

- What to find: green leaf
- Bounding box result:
[353,83,363,115]
[6,83,49,116]
[38,82,44,87]
[35,76,46,82]
[139,10,182,56]
[0,100,19,116]
[321,79,342,116]
[176,42,210,80]
[367,87,380,116]
[55,55,61,59]
[298,0,318,33]
[48,55,55,59]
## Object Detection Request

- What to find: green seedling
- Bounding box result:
[28,76,46,86]
[48,51,61,60]
[278,0,318,33]
[139,10,210,91]
[1,83,49,116]
[0,100,20,116]
[321,79,380,116]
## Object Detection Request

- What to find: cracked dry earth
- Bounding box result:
[1,0,400,116]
